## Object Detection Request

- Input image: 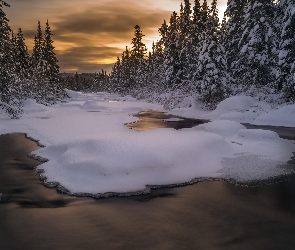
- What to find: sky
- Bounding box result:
[5,0,227,73]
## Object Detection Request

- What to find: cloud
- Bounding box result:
[56,46,122,73]
[48,1,171,72]
[7,0,228,73]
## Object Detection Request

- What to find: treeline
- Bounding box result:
[107,0,295,108]
[61,70,110,93]
[0,1,65,118]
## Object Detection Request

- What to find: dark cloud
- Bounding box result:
[56,46,122,73]
[48,2,171,72]
[7,0,227,73]
[54,8,169,35]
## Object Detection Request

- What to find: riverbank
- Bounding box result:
[1,133,295,250]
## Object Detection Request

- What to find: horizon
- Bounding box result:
[6,0,227,73]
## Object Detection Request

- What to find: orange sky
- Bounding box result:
[6,0,227,73]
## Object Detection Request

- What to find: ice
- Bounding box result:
[0,91,294,195]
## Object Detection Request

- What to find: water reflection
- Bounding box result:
[126,110,209,131]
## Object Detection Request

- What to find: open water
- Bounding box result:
[1,111,295,249]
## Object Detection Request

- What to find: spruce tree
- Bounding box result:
[0,1,22,117]
[222,0,248,74]
[194,0,229,105]
[15,28,31,79]
[31,20,43,70]
[163,11,182,90]
[178,0,192,92]
[277,0,295,101]
[130,25,147,91]
[43,20,60,85]
[234,0,277,93]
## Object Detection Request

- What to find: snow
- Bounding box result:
[253,104,295,127]
[204,120,246,138]
[0,92,294,196]
[80,100,108,111]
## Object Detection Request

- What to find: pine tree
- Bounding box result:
[234,0,277,93]
[130,25,147,60]
[183,0,202,93]
[130,25,147,91]
[15,28,31,79]
[194,0,229,105]
[31,20,43,70]
[163,11,182,90]
[277,0,295,101]
[222,0,248,74]
[178,0,192,92]
[43,20,60,85]
[0,1,22,117]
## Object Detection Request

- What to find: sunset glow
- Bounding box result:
[6,0,227,73]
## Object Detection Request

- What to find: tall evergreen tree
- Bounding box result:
[0,1,22,117]
[163,11,182,90]
[194,0,229,105]
[277,0,295,101]
[31,20,43,69]
[234,0,277,93]
[130,25,147,90]
[222,0,248,74]
[15,28,31,79]
[43,20,59,84]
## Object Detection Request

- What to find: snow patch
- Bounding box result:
[80,101,108,111]
[204,120,246,138]
[253,104,295,127]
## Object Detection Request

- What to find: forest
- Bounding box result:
[0,0,294,117]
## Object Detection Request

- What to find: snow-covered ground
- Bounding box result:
[0,91,294,196]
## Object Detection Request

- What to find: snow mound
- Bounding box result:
[236,129,279,140]
[33,126,295,195]
[253,104,295,127]
[22,99,51,113]
[34,130,234,194]
[65,89,84,98]
[216,96,256,112]
[80,101,108,111]
[204,120,246,137]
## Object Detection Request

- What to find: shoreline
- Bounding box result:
[1,109,295,199]
[1,133,295,249]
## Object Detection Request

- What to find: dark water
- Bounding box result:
[127,110,295,141]
[1,112,295,250]
[126,110,209,131]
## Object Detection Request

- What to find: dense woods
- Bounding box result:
[108,0,295,109]
[0,0,294,117]
[0,1,65,117]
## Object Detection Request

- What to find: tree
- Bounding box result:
[277,0,295,101]
[15,28,31,79]
[222,0,248,73]
[0,1,22,117]
[234,0,277,93]
[31,20,43,69]
[130,25,147,90]
[43,20,60,85]
[130,25,147,60]
[163,11,182,90]
[194,0,229,105]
